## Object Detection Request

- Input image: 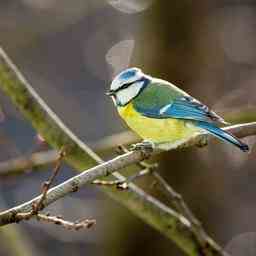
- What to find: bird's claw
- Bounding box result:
[197,136,208,148]
[130,140,155,153]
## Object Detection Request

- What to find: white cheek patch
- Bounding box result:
[116,81,144,105]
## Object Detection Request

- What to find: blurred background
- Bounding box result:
[0,0,255,255]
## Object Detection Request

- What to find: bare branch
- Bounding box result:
[0,150,149,224]
[92,168,152,189]
[11,147,96,231]
[32,147,66,214]
[35,214,96,231]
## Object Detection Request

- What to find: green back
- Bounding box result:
[133,79,186,110]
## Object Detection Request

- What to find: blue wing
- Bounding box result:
[134,95,226,124]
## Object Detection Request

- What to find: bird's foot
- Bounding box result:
[197,136,208,148]
[130,140,155,153]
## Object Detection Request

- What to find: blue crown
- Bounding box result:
[119,68,140,81]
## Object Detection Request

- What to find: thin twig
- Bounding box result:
[36,214,96,230]
[33,147,66,213]
[15,148,66,221]
[0,150,150,225]
[93,144,157,189]
[92,168,152,189]
[13,148,96,231]
[117,144,159,170]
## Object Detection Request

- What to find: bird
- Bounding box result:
[106,67,249,152]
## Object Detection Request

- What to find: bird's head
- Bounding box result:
[107,67,150,106]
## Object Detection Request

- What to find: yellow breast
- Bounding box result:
[117,102,199,144]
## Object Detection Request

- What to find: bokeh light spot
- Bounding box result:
[106,0,154,14]
[106,39,135,77]
[225,232,256,256]
[217,6,256,64]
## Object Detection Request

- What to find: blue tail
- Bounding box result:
[197,121,249,152]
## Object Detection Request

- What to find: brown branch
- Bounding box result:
[32,147,66,213]
[93,144,158,189]
[92,168,153,189]
[14,148,65,222]
[36,214,96,230]
[0,150,150,225]
[13,147,96,231]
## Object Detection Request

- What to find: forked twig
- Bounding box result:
[92,145,158,189]
[15,147,66,221]
[33,147,66,213]
[92,168,152,189]
[14,147,96,230]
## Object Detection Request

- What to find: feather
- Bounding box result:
[140,95,228,124]
[134,92,228,124]
[196,121,249,152]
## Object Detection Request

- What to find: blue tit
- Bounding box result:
[107,67,249,152]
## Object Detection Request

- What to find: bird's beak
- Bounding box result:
[106,90,115,96]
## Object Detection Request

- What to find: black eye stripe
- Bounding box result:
[113,81,135,94]
[111,77,148,95]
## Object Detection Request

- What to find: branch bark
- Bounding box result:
[0,47,253,256]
